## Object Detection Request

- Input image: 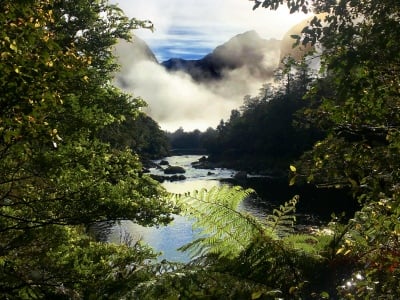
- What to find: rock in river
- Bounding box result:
[164,165,186,174]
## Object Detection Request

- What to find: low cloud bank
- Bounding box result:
[114,34,288,132]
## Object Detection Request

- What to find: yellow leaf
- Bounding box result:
[14,67,20,74]
[344,249,351,255]
[349,178,358,188]
[251,291,263,299]
[336,248,344,255]
[289,286,298,294]
[10,43,17,52]
[1,52,11,59]
[290,165,297,172]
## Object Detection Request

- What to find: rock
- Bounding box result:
[149,173,186,182]
[233,171,247,180]
[169,175,186,181]
[159,160,169,166]
[164,165,186,174]
[150,174,165,183]
[191,158,216,170]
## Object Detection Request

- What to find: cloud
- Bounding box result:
[110,0,311,131]
[111,0,308,61]
[114,38,281,132]
[116,59,235,131]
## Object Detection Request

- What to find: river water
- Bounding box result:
[107,154,357,262]
[107,155,266,262]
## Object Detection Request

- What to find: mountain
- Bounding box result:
[116,36,158,65]
[161,31,281,82]
[113,36,158,88]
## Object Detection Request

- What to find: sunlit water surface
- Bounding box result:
[108,155,241,262]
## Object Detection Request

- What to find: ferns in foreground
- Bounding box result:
[170,185,261,258]
[159,187,322,297]
[173,186,302,259]
[265,195,298,237]
[127,185,360,299]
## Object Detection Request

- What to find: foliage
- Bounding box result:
[265,195,298,237]
[0,225,158,299]
[100,111,170,160]
[174,186,262,258]
[0,0,175,298]
[251,0,400,298]
[135,186,353,299]
[204,62,324,172]
[167,127,202,150]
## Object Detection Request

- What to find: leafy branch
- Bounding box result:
[172,186,300,259]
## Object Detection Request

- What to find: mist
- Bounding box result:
[113,31,302,132]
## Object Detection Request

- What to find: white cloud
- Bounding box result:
[114,40,281,131]
[111,0,308,61]
[110,0,311,131]
[116,59,239,131]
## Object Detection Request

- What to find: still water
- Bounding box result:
[108,155,240,262]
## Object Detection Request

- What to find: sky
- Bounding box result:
[111,0,308,61]
[110,0,310,131]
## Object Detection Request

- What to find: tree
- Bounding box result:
[205,66,322,172]
[252,0,400,297]
[0,0,174,298]
[100,112,170,160]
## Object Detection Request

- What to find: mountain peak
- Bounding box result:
[162,31,281,82]
[230,30,260,42]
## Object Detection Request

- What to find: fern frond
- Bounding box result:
[172,185,265,259]
[265,195,298,237]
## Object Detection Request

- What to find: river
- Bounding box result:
[107,155,269,262]
[106,154,357,262]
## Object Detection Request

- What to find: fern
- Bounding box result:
[163,189,331,299]
[172,186,300,260]
[265,195,298,237]
[172,185,265,259]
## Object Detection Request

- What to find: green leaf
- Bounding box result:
[252,291,263,299]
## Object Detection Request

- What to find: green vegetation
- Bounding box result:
[101,112,170,160]
[166,60,324,173]
[1,0,399,299]
[0,0,174,298]
[155,0,400,298]
[206,60,324,172]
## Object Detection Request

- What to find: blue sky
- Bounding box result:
[110,0,308,62]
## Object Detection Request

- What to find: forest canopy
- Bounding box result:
[0,0,174,298]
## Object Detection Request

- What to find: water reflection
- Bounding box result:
[108,155,276,262]
[109,176,226,262]
[108,215,196,263]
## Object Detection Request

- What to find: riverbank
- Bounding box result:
[190,155,360,222]
[104,154,359,262]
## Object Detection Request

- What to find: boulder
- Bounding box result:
[150,174,186,182]
[164,165,186,174]
[159,160,169,166]
[169,175,186,181]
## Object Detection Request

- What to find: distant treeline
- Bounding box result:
[166,61,324,173]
